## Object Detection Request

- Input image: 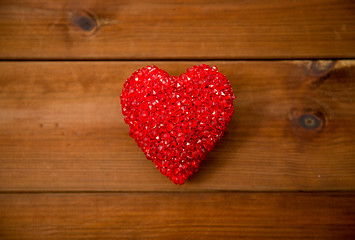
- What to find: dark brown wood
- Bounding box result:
[0,0,355,59]
[1,1,354,239]
[0,192,354,240]
[0,60,354,191]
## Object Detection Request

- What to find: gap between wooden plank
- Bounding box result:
[0,58,353,62]
[0,190,355,194]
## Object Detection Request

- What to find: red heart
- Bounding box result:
[120,64,235,184]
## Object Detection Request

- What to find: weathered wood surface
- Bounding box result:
[1,1,354,239]
[0,60,354,191]
[0,192,354,240]
[0,0,355,59]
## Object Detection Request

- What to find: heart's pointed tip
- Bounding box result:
[172,180,185,185]
[171,178,187,185]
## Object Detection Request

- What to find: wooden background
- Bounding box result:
[0,0,354,239]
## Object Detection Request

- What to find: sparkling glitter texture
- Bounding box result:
[120,64,235,184]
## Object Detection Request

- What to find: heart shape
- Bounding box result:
[120,64,235,184]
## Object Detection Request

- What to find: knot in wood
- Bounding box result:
[72,10,98,34]
[288,108,326,137]
[299,114,322,130]
[308,60,336,78]
[75,16,96,31]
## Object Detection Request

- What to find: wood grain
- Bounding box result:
[1,1,354,239]
[0,192,354,240]
[0,61,354,191]
[0,0,355,59]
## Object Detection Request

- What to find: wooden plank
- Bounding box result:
[0,0,355,59]
[0,192,354,239]
[0,61,354,191]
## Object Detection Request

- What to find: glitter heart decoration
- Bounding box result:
[120,64,235,184]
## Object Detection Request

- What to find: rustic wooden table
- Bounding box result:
[0,0,354,239]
